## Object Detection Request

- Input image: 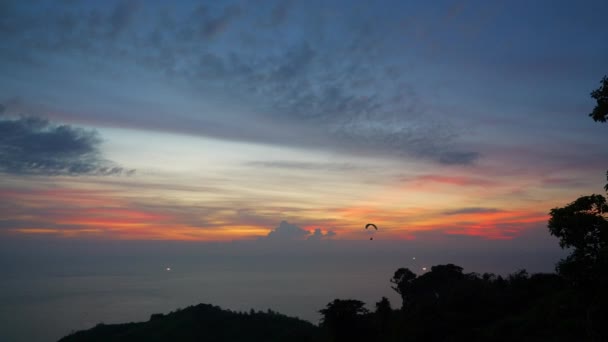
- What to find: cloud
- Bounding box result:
[406,174,498,187]
[540,177,586,188]
[439,151,481,165]
[264,221,336,241]
[443,207,503,215]
[197,4,242,39]
[109,0,141,37]
[265,221,309,241]
[0,1,480,165]
[246,160,357,171]
[307,228,336,241]
[0,114,133,176]
[270,0,293,27]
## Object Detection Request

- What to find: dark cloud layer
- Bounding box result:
[0,114,132,176]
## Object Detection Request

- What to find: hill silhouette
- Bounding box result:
[58,304,321,342]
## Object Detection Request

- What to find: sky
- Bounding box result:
[1,0,606,242]
[0,0,608,340]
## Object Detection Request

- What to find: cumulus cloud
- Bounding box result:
[264,221,336,241]
[0,114,133,176]
[264,221,310,240]
[307,228,337,241]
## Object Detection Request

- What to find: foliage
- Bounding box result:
[319,299,371,342]
[549,195,607,251]
[548,194,608,339]
[548,194,608,285]
[383,264,576,341]
[389,267,416,309]
[587,76,608,192]
[589,75,608,122]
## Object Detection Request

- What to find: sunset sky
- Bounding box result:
[1,0,608,243]
[3,1,608,341]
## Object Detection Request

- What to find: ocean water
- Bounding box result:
[0,237,566,342]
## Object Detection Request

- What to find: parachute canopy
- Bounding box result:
[365,223,378,230]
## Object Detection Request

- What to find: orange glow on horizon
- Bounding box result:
[1,184,555,241]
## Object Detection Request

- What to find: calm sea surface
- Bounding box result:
[0,238,565,341]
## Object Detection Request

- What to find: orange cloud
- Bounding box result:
[1,185,277,240]
[1,182,551,241]
[11,228,104,237]
[327,202,550,240]
[418,209,549,239]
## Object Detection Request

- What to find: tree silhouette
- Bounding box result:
[374,297,391,319]
[389,267,416,310]
[374,297,392,338]
[549,194,608,339]
[589,75,608,123]
[588,75,608,192]
[549,194,608,284]
[319,299,370,342]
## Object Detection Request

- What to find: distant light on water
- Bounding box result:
[166,267,172,271]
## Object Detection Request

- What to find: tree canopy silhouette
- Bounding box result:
[549,194,608,285]
[319,299,371,342]
[548,194,608,339]
[588,75,608,192]
[589,75,608,123]
[390,267,416,310]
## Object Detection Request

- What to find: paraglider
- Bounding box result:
[365,223,378,240]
